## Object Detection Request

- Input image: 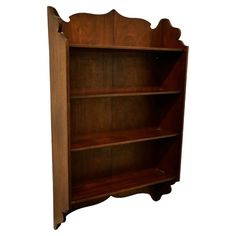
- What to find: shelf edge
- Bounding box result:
[69,44,184,52]
[70,90,181,99]
[71,132,179,152]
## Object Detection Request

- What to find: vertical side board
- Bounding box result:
[176,48,189,180]
[47,7,70,229]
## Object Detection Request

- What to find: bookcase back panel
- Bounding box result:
[71,148,111,183]
[63,12,114,45]
[70,95,180,141]
[71,138,178,185]
[70,48,183,91]
[62,10,152,46]
[110,138,177,176]
[62,10,185,48]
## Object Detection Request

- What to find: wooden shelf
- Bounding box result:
[70,44,183,52]
[70,87,181,98]
[71,167,174,203]
[71,127,179,151]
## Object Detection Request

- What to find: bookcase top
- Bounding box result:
[48,6,187,48]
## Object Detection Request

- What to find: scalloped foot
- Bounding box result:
[54,223,61,230]
[54,212,67,230]
[150,183,172,201]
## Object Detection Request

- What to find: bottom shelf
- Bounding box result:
[71,168,174,204]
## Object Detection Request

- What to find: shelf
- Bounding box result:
[71,167,174,203]
[71,127,179,151]
[70,44,184,52]
[70,87,181,98]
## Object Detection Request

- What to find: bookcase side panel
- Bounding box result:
[48,7,70,229]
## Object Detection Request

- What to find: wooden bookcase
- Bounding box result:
[48,6,188,229]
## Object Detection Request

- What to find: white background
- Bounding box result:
[0,0,236,235]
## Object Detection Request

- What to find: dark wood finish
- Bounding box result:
[72,167,173,203]
[62,9,185,48]
[69,48,182,92]
[70,44,183,51]
[70,95,181,140]
[48,6,188,229]
[71,137,179,181]
[71,127,178,151]
[71,87,181,98]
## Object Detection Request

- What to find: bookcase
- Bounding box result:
[48,6,188,229]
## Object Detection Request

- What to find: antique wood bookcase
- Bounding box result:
[48,6,188,229]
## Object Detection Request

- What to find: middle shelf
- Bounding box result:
[71,127,179,151]
[70,87,181,99]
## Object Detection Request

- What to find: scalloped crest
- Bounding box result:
[48,7,186,48]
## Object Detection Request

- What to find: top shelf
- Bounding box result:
[69,44,184,52]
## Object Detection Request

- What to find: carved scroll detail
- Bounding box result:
[51,8,187,48]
